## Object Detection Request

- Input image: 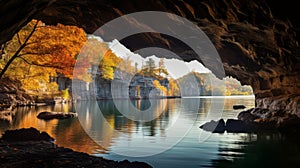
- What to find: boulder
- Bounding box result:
[237,108,258,122]
[37,111,77,120]
[200,118,262,133]
[199,119,226,133]
[277,115,300,134]
[226,119,259,133]
[0,77,34,106]
[233,105,246,110]
[1,127,54,142]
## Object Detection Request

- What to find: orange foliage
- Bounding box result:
[76,37,121,80]
[153,80,167,96]
[21,20,87,78]
[1,20,87,92]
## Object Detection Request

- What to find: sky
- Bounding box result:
[89,35,211,79]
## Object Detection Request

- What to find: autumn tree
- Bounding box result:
[168,79,180,96]
[153,80,167,96]
[158,58,167,76]
[137,58,168,79]
[0,20,87,92]
[100,50,122,80]
[77,36,122,81]
[118,56,135,74]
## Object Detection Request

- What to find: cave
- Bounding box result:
[0,0,299,116]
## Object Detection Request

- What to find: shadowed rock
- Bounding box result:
[200,119,259,133]
[0,77,34,106]
[1,127,54,142]
[233,105,246,110]
[201,107,300,133]
[37,111,77,120]
[0,128,152,168]
[226,119,260,133]
[237,108,259,122]
[199,119,226,133]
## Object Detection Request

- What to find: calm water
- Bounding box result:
[1,96,300,168]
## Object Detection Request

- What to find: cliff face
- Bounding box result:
[0,0,299,114]
[0,78,34,108]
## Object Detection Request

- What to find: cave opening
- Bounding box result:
[0,1,299,167]
[0,0,299,132]
[0,18,254,102]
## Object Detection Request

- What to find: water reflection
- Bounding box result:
[0,104,104,154]
[212,133,300,168]
[2,96,281,167]
[76,98,200,157]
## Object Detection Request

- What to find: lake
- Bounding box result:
[1,96,300,168]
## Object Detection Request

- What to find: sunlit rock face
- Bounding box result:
[0,0,299,113]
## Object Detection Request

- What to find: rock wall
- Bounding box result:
[0,78,34,108]
[0,0,299,113]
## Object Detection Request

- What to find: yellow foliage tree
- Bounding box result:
[0,20,87,93]
[168,79,180,96]
[153,80,167,96]
[78,37,122,81]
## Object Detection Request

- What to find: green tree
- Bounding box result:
[145,58,156,76]
[135,62,138,73]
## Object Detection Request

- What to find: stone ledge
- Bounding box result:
[0,128,152,168]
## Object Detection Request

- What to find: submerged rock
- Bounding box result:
[199,119,226,133]
[37,111,77,120]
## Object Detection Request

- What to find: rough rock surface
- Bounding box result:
[0,128,152,168]
[199,119,226,133]
[238,108,300,131]
[200,108,300,133]
[0,77,34,108]
[225,119,260,133]
[0,0,299,123]
[37,111,78,120]
[1,127,54,142]
[233,105,246,110]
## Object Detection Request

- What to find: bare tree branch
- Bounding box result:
[16,33,22,45]
[0,21,39,79]
[17,56,64,69]
[0,43,7,59]
[17,52,42,57]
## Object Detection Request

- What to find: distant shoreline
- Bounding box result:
[181,95,255,99]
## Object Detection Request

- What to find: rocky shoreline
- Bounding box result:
[200,107,300,134]
[0,128,152,168]
[0,78,34,109]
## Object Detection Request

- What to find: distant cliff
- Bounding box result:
[178,72,253,96]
